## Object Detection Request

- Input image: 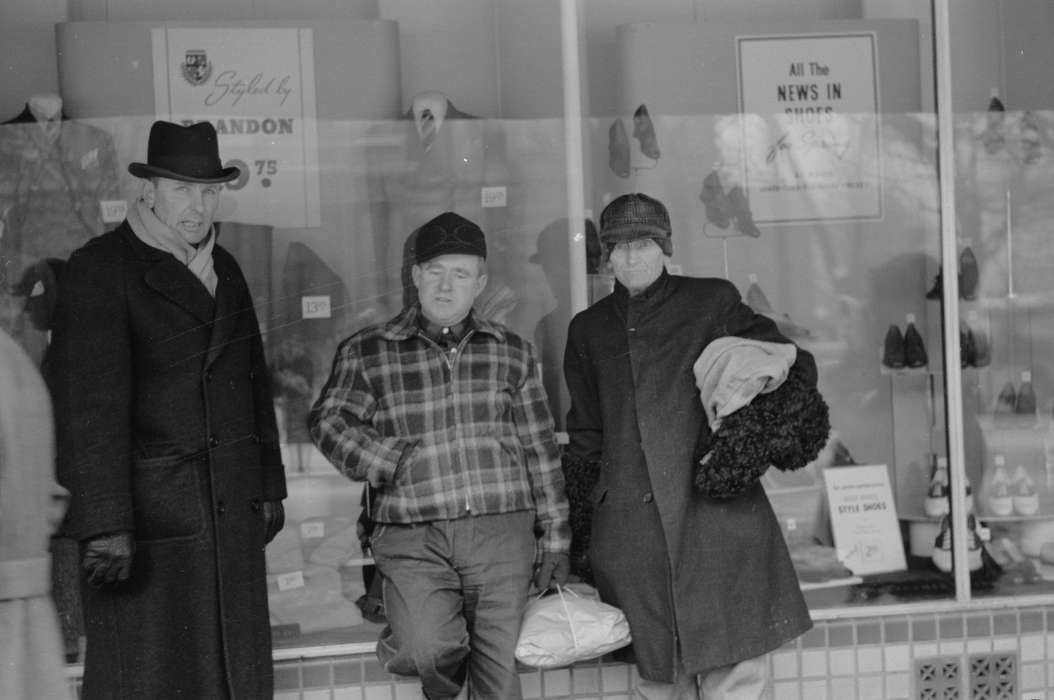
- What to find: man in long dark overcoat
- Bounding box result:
[564,193,814,699]
[47,121,287,698]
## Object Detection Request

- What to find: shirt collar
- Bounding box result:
[382,303,506,343]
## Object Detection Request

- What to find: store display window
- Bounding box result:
[2,0,1054,666]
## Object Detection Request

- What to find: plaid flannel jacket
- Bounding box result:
[309,304,570,554]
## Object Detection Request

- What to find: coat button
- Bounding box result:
[642,492,654,503]
[251,433,261,444]
[209,434,219,447]
[217,501,226,516]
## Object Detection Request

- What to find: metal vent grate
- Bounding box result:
[916,656,960,700]
[968,653,1016,700]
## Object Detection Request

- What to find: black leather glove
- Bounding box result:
[83,531,135,586]
[262,500,285,544]
[532,552,571,592]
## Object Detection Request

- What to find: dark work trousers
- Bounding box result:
[371,510,535,700]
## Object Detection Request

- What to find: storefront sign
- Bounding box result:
[823,464,906,575]
[151,27,320,227]
[737,33,882,224]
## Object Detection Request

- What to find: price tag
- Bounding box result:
[481,186,507,208]
[300,521,325,539]
[302,295,331,319]
[276,570,305,591]
[786,518,798,532]
[100,200,128,224]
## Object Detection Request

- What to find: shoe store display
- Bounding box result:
[958,246,978,301]
[903,314,928,368]
[882,324,906,369]
[924,457,950,519]
[960,327,976,368]
[608,118,630,179]
[727,186,761,238]
[931,514,953,572]
[925,269,943,300]
[632,104,661,161]
[1011,465,1039,515]
[700,170,732,229]
[745,274,773,314]
[986,457,1013,517]
[968,314,990,367]
[965,513,984,571]
[981,91,1006,155]
[1015,371,1036,415]
[994,381,1017,416]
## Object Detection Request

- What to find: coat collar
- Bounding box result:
[612,267,674,313]
[381,302,505,343]
[122,223,239,368]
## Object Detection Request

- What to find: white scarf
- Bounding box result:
[127,197,218,297]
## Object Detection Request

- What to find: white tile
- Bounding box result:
[913,642,939,658]
[938,640,964,656]
[1021,662,1047,691]
[856,647,882,674]
[601,664,631,691]
[572,665,600,693]
[993,636,1018,652]
[333,688,365,700]
[884,645,910,673]
[966,637,992,654]
[773,680,801,700]
[333,687,365,700]
[1021,634,1045,662]
[801,650,827,677]
[830,677,855,700]
[520,670,542,699]
[543,668,571,696]
[365,686,393,700]
[304,691,332,700]
[801,680,828,700]
[857,675,883,700]
[772,651,799,680]
[393,684,423,700]
[274,693,300,700]
[828,649,855,676]
[885,672,910,700]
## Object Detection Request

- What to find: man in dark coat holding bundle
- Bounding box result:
[48,120,287,698]
[563,192,814,699]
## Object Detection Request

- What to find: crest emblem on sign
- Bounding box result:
[181,49,211,86]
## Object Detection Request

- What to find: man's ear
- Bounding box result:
[410,264,422,289]
[474,272,489,298]
[140,179,156,207]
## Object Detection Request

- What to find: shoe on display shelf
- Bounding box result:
[902,314,927,369]
[882,324,905,369]
[986,458,1013,517]
[1011,465,1039,516]
[923,458,949,519]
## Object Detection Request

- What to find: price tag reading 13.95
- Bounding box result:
[224,159,279,190]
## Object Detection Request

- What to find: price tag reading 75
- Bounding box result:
[223,159,279,190]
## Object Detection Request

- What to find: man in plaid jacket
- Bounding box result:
[309,211,570,700]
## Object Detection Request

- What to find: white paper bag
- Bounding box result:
[515,583,632,668]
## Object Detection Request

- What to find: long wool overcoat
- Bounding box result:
[564,271,814,682]
[47,222,287,698]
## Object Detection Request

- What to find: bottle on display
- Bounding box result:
[1015,370,1037,416]
[987,454,1013,517]
[924,456,950,519]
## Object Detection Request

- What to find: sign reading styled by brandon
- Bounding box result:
[737,33,882,225]
[152,27,320,227]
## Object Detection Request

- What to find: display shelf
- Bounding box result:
[977,292,1054,311]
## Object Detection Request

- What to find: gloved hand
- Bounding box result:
[82,531,135,586]
[532,552,571,592]
[262,500,285,543]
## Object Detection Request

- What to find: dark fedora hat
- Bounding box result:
[128,120,240,183]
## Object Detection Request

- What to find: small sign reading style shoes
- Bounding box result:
[824,464,906,575]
